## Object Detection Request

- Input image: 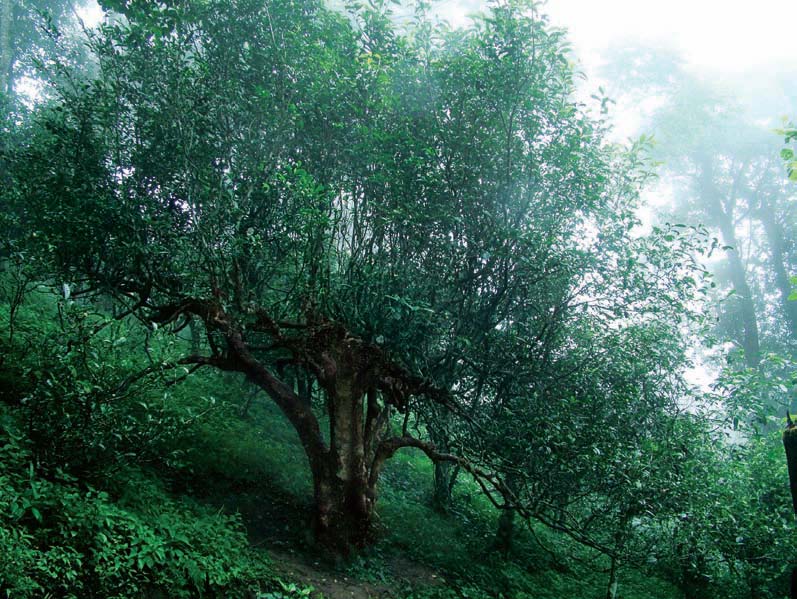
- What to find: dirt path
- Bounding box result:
[203,475,451,598]
[268,548,449,599]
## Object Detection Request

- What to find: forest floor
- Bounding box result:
[205,476,452,598]
[267,548,447,599]
[173,378,684,599]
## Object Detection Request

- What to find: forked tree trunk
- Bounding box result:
[313,363,374,552]
[184,303,436,556]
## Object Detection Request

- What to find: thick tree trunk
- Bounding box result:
[187,304,424,556]
[315,366,372,553]
[236,338,384,555]
[493,474,520,556]
[313,461,374,553]
[188,317,201,354]
[433,461,454,511]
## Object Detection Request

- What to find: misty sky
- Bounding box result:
[433,0,797,137]
[439,0,797,72]
[80,0,797,83]
[544,0,797,73]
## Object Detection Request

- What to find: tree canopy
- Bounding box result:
[3,0,711,558]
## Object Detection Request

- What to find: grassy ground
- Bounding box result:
[165,373,683,599]
[0,292,682,597]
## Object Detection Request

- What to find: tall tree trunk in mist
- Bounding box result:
[722,239,761,368]
[698,163,761,368]
[757,203,797,341]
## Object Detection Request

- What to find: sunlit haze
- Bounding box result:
[544,0,797,73]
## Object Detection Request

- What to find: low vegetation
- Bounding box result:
[2,0,797,597]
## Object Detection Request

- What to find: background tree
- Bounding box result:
[602,47,797,372]
[0,0,85,99]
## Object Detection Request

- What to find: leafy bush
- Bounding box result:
[0,415,272,598]
[0,292,211,480]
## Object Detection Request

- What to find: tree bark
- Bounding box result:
[312,461,374,552]
[698,164,760,368]
[493,473,520,556]
[167,300,459,555]
[433,460,455,511]
[225,318,389,554]
[429,419,457,512]
[188,317,201,354]
[315,351,371,552]
[757,204,797,341]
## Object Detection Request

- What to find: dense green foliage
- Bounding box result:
[2,1,797,598]
[0,294,274,597]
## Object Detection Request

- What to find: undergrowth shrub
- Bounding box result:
[0,294,215,480]
[0,414,272,598]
